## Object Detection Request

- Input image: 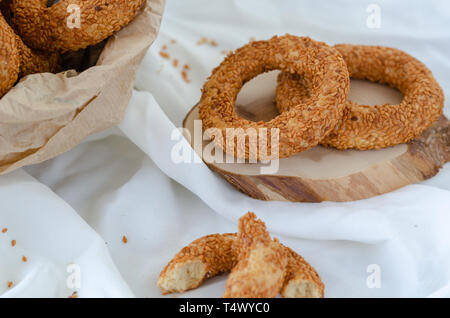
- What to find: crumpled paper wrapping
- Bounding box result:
[0,0,165,174]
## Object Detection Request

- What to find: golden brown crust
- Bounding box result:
[276,44,445,149]
[14,33,61,77]
[281,247,324,298]
[0,0,60,88]
[276,72,313,112]
[198,34,350,160]
[233,212,271,258]
[157,233,237,294]
[223,212,287,298]
[223,239,287,298]
[158,213,324,298]
[0,10,19,97]
[11,0,146,53]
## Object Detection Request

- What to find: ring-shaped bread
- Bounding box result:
[199,34,350,160]
[0,6,60,98]
[10,0,145,53]
[0,10,19,97]
[276,44,445,149]
[158,213,324,298]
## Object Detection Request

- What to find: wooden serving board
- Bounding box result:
[183,71,449,202]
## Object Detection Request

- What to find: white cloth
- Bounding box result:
[1,0,450,298]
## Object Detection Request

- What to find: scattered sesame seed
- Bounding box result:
[197,37,219,47]
[11,240,16,247]
[159,51,170,59]
[197,37,208,45]
[1,228,7,234]
[182,71,191,83]
[173,59,179,67]
[22,256,27,262]
[122,236,128,244]
[7,281,13,288]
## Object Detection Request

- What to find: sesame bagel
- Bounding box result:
[199,34,350,160]
[276,44,445,149]
[10,0,145,53]
[158,213,324,298]
[0,10,20,97]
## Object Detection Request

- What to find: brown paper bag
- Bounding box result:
[0,0,165,174]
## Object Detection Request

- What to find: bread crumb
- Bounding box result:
[1,228,7,234]
[197,37,219,47]
[162,44,167,50]
[173,59,179,67]
[170,39,176,44]
[22,256,27,262]
[197,37,208,45]
[181,64,192,83]
[7,281,13,288]
[68,291,78,298]
[182,71,191,83]
[11,240,16,247]
[122,236,128,244]
[159,51,170,59]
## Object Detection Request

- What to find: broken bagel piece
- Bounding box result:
[223,212,288,298]
[158,212,324,298]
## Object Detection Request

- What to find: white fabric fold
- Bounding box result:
[0,170,133,298]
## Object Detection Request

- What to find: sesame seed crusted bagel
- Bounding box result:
[157,233,237,295]
[223,212,288,298]
[276,44,445,150]
[158,213,324,298]
[14,32,61,77]
[198,34,350,160]
[10,0,145,53]
[0,4,61,98]
[0,10,20,97]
